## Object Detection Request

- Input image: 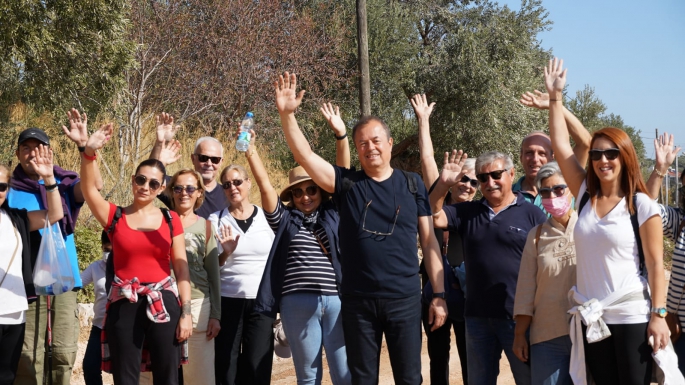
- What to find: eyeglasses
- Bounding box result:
[134,175,162,190]
[589,148,620,161]
[476,169,509,183]
[222,179,244,189]
[172,185,199,194]
[361,200,400,237]
[0,183,8,192]
[539,184,567,199]
[194,154,222,165]
[459,175,479,188]
[291,185,319,199]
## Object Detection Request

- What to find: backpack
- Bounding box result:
[104,206,174,293]
[577,191,646,277]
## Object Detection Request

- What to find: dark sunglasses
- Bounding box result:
[459,175,479,188]
[589,148,620,161]
[134,175,162,190]
[476,169,509,183]
[291,185,319,199]
[222,179,244,189]
[172,185,199,194]
[539,184,567,199]
[0,183,8,192]
[195,154,222,165]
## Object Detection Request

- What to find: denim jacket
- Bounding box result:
[254,200,342,318]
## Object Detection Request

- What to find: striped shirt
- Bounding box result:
[265,201,338,296]
[661,204,685,328]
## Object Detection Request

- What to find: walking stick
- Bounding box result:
[43,296,53,385]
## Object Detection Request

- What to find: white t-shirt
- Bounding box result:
[80,258,107,328]
[208,206,274,298]
[574,181,659,324]
[0,210,27,324]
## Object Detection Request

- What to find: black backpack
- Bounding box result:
[578,191,646,277]
[104,206,174,293]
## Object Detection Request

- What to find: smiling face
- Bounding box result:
[453,169,478,203]
[478,160,515,206]
[354,121,393,171]
[520,134,552,181]
[290,180,322,215]
[591,136,622,184]
[191,140,223,184]
[131,165,164,203]
[172,173,202,212]
[221,169,250,205]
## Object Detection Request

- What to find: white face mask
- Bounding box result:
[102,251,110,262]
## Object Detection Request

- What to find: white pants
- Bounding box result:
[139,297,216,385]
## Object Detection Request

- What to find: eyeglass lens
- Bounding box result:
[476,169,508,183]
[173,185,198,194]
[134,175,161,190]
[196,154,222,164]
[0,183,8,192]
[222,179,244,189]
[460,175,479,188]
[291,185,318,198]
[539,184,567,199]
[589,148,620,161]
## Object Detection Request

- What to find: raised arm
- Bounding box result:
[26,145,65,231]
[320,103,350,168]
[429,150,467,229]
[519,90,592,168]
[418,215,447,331]
[243,129,278,214]
[149,112,179,163]
[276,72,336,193]
[410,94,439,188]
[646,133,680,200]
[544,58,586,198]
[61,109,103,201]
[75,124,114,228]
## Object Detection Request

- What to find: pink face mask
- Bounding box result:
[542,195,571,217]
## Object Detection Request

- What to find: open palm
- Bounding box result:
[320,103,346,136]
[654,132,681,169]
[61,109,89,146]
[275,72,305,114]
[544,58,567,95]
[31,145,54,178]
[86,123,114,151]
[440,150,468,186]
[156,113,178,142]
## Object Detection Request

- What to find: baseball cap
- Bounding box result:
[18,128,50,146]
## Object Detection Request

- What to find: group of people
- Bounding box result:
[0,57,684,385]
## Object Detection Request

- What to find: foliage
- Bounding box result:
[75,225,102,303]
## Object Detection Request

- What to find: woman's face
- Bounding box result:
[291,180,322,215]
[591,137,622,185]
[453,169,478,203]
[222,169,250,205]
[0,168,8,207]
[131,166,164,203]
[172,173,202,212]
[540,173,571,216]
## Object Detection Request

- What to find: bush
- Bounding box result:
[75,225,103,303]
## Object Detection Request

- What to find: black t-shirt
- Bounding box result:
[158,178,228,219]
[333,166,431,298]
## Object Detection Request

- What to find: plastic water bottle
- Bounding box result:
[236,112,254,152]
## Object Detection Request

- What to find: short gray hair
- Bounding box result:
[475,151,514,174]
[535,161,564,189]
[194,136,223,154]
[462,158,476,173]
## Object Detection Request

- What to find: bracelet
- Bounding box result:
[549,99,562,102]
[654,168,667,178]
[77,146,86,153]
[44,183,58,192]
[82,151,97,161]
[335,133,347,140]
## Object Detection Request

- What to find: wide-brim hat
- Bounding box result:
[279,166,313,202]
[18,127,50,146]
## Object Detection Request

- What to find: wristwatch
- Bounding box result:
[432,292,446,299]
[651,307,667,318]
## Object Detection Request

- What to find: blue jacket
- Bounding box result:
[254,200,342,318]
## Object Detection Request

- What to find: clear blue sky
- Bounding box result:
[499,0,685,160]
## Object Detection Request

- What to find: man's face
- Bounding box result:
[520,135,552,180]
[191,140,223,183]
[354,121,393,171]
[15,139,44,176]
[478,159,515,205]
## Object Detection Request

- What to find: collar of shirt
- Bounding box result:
[482,194,519,220]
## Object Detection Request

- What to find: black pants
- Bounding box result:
[83,326,103,385]
[0,323,24,385]
[582,322,652,385]
[421,302,468,385]
[215,297,274,385]
[106,290,181,385]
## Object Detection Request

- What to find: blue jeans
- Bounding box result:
[83,326,103,385]
[675,335,685,377]
[280,293,350,385]
[531,335,572,385]
[341,294,422,385]
[465,317,531,385]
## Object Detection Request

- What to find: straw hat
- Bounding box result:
[279,166,313,201]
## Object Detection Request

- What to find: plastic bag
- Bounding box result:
[32,216,75,295]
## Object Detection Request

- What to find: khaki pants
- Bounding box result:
[140,298,215,385]
[14,291,79,385]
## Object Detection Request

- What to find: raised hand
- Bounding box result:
[156,112,178,142]
[158,139,182,166]
[654,132,681,171]
[544,58,567,95]
[85,123,114,152]
[320,103,346,137]
[519,90,550,110]
[30,144,54,179]
[410,94,435,121]
[217,224,240,256]
[61,109,89,147]
[439,149,468,187]
[275,72,305,114]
